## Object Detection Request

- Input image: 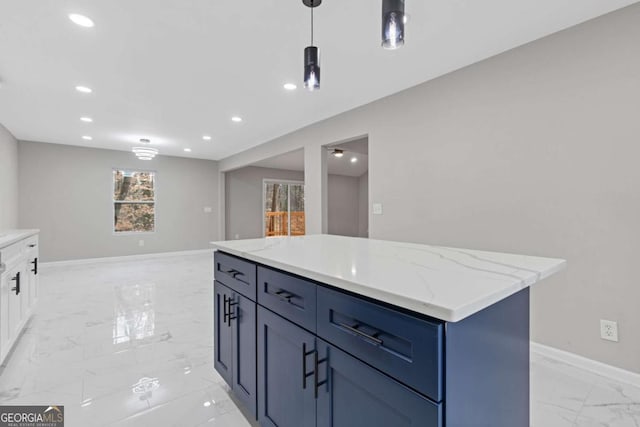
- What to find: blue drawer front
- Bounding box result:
[317,286,443,402]
[257,266,317,332]
[214,251,257,301]
[317,340,442,427]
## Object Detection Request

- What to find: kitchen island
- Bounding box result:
[211,235,565,427]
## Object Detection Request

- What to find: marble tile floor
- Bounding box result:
[0,253,637,426]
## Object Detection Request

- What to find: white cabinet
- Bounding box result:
[0,231,39,365]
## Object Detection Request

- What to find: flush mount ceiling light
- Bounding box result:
[82,135,92,140]
[231,116,243,123]
[184,148,192,152]
[80,117,93,123]
[303,0,321,91]
[283,83,297,91]
[382,0,405,49]
[332,149,344,158]
[68,13,95,28]
[202,135,212,141]
[132,147,159,160]
[75,85,92,94]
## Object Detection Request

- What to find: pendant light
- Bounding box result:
[382,0,405,49]
[303,0,321,91]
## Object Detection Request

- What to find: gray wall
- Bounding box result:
[0,124,18,230]
[327,174,359,237]
[18,141,219,262]
[225,166,304,240]
[219,5,640,373]
[358,172,368,238]
[327,173,368,238]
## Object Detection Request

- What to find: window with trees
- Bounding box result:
[113,170,156,233]
[263,180,305,237]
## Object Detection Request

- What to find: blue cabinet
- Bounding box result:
[316,340,442,427]
[214,251,530,427]
[257,306,316,427]
[214,281,232,386]
[214,281,257,417]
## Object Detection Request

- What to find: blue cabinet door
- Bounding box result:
[257,307,316,427]
[316,340,442,427]
[231,292,257,417]
[214,281,233,386]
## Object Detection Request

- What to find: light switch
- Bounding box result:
[373,203,383,215]
[203,206,213,213]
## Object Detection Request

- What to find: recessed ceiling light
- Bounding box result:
[82,136,93,141]
[184,148,192,152]
[75,85,92,94]
[283,83,297,91]
[69,14,94,28]
[231,116,243,123]
[202,135,212,141]
[80,117,93,123]
[351,157,358,163]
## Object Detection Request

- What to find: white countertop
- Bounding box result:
[0,229,39,249]
[211,234,566,322]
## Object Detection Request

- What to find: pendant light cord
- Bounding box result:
[310,2,314,46]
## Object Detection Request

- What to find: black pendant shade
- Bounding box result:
[303,0,321,91]
[382,0,405,49]
[304,46,320,91]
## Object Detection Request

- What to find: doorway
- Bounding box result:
[263,180,305,237]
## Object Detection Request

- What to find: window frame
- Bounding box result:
[262,179,305,238]
[112,168,158,235]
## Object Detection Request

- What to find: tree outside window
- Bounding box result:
[113,170,155,233]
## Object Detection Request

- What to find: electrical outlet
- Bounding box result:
[372,203,383,215]
[600,319,618,342]
[203,206,212,213]
[138,239,145,247]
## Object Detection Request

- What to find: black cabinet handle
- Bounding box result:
[222,268,242,279]
[223,294,230,326]
[314,348,328,399]
[338,322,384,346]
[28,244,36,248]
[31,258,38,275]
[11,272,20,295]
[275,290,296,303]
[302,343,315,390]
[227,298,239,327]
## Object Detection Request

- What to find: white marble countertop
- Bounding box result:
[211,234,566,322]
[0,229,39,249]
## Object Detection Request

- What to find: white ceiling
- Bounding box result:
[0,0,637,160]
[252,138,369,176]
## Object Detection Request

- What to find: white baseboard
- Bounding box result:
[39,249,212,269]
[531,342,640,388]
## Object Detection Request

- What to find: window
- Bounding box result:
[113,170,155,233]
[263,180,305,237]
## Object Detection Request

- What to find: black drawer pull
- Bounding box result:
[31,258,38,275]
[28,244,36,248]
[275,290,295,303]
[11,272,20,295]
[338,322,383,346]
[222,268,243,279]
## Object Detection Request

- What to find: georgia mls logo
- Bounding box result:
[0,405,64,427]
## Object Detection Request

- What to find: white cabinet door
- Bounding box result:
[3,264,24,349]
